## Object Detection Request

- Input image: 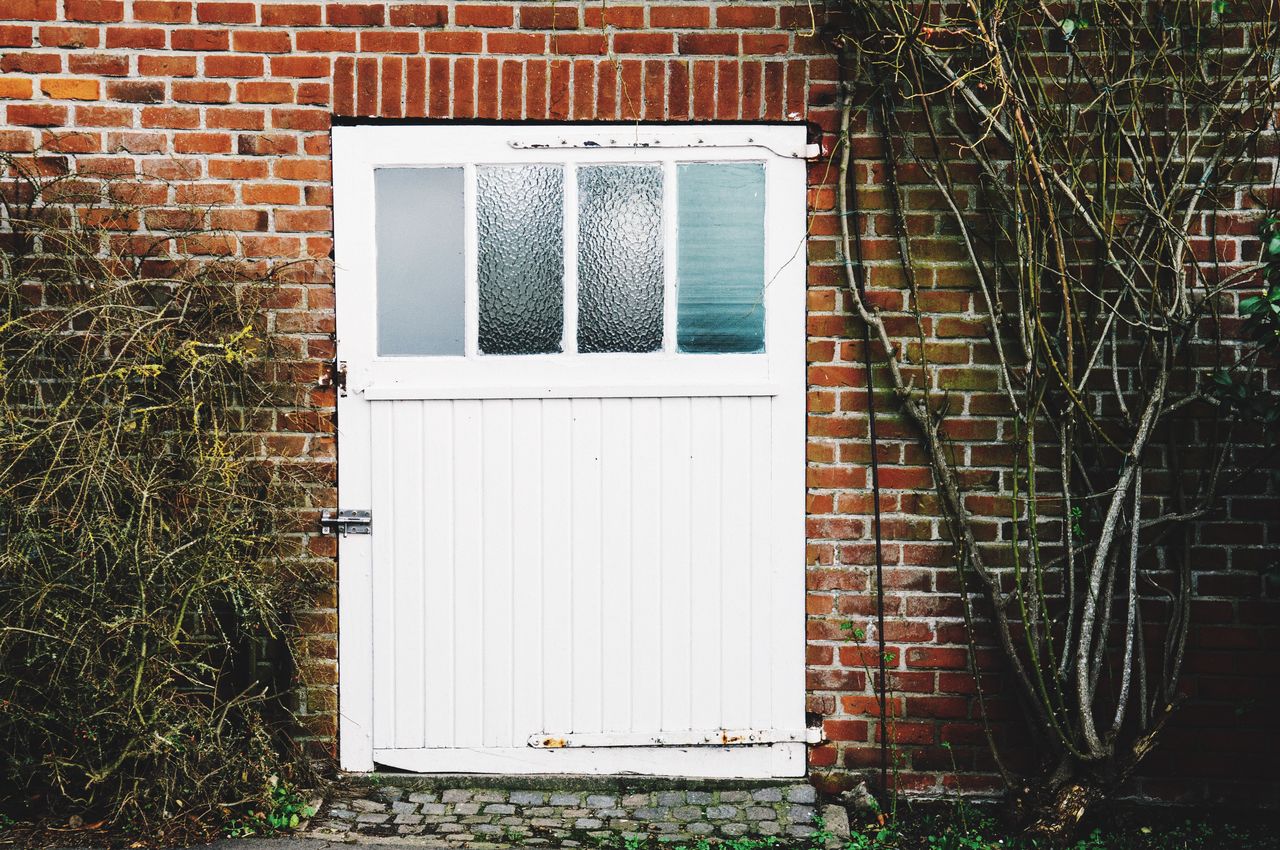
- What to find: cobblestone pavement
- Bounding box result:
[305,779,827,848]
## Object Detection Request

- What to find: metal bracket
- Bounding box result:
[320,509,371,536]
[318,359,348,396]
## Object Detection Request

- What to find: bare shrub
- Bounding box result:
[0,155,322,842]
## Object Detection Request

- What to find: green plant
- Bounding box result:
[0,155,321,843]
[222,776,316,837]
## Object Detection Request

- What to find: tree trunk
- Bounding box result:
[1011,765,1105,850]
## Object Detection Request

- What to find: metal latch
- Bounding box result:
[320,509,371,536]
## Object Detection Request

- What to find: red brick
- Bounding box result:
[584,4,644,28]
[166,28,226,51]
[204,55,263,77]
[642,59,664,120]
[380,56,402,117]
[196,1,255,23]
[326,3,383,26]
[487,32,545,54]
[456,3,512,27]
[73,105,132,126]
[8,104,66,125]
[0,25,34,47]
[650,5,709,28]
[297,31,356,52]
[238,80,294,103]
[551,33,606,55]
[617,58,642,119]
[138,55,198,76]
[668,58,689,119]
[333,55,355,116]
[271,56,330,78]
[571,58,593,120]
[6,0,56,20]
[547,58,569,119]
[271,107,328,131]
[476,57,498,119]
[262,2,320,25]
[501,58,522,120]
[141,105,200,128]
[594,60,616,119]
[172,80,230,103]
[678,32,738,54]
[612,32,673,54]
[39,26,100,48]
[716,6,776,27]
[233,29,292,53]
[104,26,165,48]
[423,31,482,53]
[133,1,191,22]
[716,58,737,117]
[355,55,376,115]
[2,51,60,73]
[175,131,231,153]
[520,5,578,29]
[404,55,425,117]
[65,0,122,21]
[206,107,264,129]
[107,79,165,102]
[361,30,420,53]
[427,56,449,116]
[743,33,789,55]
[389,3,445,27]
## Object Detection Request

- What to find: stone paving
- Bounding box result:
[307,778,828,848]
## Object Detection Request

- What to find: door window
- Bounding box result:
[370,157,768,358]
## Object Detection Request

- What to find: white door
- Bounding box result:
[333,124,810,776]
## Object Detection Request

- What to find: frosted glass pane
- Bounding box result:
[375,167,465,356]
[577,165,664,353]
[477,164,564,355]
[676,163,766,353]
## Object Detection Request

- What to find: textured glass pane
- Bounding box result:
[577,165,664,353]
[375,167,465,356]
[477,164,564,355]
[676,163,766,353]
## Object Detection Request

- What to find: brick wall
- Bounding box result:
[1,0,1275,805]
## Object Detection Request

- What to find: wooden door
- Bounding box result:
[333,124,810,776]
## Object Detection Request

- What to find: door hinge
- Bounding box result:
[320,509,371,536]
[319,359,348,396]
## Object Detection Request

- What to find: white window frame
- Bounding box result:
[332,123,809,773]
[331,123,808,400]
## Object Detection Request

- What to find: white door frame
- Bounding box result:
[332,123,810,774]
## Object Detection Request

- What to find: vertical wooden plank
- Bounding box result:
[452,399,485,748]
[392,401,426,748]
[510,399,544,743]
[599,397,633,732]
[688,396,723,731]
[766,152,810,736]
[659,396,692,731]
[571,397,604,733]
[541,398,574,737]
[748,396,774,729]
[370,401,397,750]
[422,400,457,748]
[719,396,753,730]
[630,397,663,732]
[332,126,377,769]
[481,399,514,747]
